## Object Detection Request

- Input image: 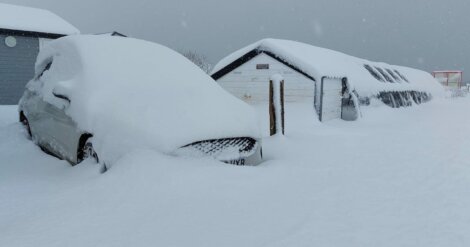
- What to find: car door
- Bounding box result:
[21,72,54,148]
[26,59,80,161]
[39,95,80,161]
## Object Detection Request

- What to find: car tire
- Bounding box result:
[82,138,99,163]
[20,115,32,138]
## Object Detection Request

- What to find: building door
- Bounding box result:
[317,77,344,122]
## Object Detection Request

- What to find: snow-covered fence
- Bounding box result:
[446,88,468,98]
[269,75,285,136]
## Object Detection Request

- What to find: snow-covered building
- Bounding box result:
[211,39,444,121]
[0,3,79,104]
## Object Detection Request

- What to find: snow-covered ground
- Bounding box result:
[1,98,470,247]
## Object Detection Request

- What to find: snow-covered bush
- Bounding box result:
[180,50,213,74]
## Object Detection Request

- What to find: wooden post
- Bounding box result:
[280,80,285,135]
[269,77,285,136]
[269,80,276,136]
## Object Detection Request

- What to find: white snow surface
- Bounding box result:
[211,39,444,97]
[0,3,79,35]
[31,35,259,164]
[2,97,470,247]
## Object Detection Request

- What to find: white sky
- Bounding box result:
[3,0,470,80]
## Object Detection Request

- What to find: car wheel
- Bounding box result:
[82,138,99,163]
[20,115,32,138]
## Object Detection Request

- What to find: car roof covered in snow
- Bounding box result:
[0,3,79,35]
[32,35,259,164]
[211,38,444,97]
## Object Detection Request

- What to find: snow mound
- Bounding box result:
[0,3,79,35]
[32,35,259,165]
[211,39,444,98]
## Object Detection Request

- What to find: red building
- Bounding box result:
[432,71,463,89]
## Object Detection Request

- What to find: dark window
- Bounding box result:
[364,64,384,82]
[386,69,401,82]
[256,64,269,70]
[375,67,394,83]
[378,91,429,108]
[394,70,409,83]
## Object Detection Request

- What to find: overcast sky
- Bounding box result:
[4,0,470,80]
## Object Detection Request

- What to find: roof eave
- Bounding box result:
[211,48,315,81]
[0,28,70,39]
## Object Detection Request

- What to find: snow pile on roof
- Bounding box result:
[32,35,259,164]
[212,39,444,97]
[0,3,79,35]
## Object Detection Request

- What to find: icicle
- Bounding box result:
[390,93,397,108]
[350,90,362,118]
[398,93,406,107]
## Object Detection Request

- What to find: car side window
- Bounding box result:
[27,60,52,93]
[37,61,52,80]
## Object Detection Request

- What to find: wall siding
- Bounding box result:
[0,34,39,104]
[216,53,315,104]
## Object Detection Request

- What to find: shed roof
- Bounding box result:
[0,3,79,35]
[211,39,444,97]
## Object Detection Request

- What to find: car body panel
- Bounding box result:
[20,85,84,164]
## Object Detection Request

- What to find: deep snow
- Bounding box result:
[1,98,470,247]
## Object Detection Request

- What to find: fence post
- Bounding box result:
[280,80,285,135]
[269,80,275,136]
[269,75,285,136]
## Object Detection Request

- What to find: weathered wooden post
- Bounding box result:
[269,75,285,136]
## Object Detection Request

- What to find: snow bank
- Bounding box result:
[32,35,259,165]
[0,3,79,35]
[212,39,444,98]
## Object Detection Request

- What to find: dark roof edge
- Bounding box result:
[94,31,127,37]
[211,48,315,81]
[0,28,66,39]
[211,49,260,80]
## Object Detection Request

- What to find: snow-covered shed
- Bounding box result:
[211,39,444,121]
[0,3,79,104]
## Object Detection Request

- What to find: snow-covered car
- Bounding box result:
[18,35,262,166]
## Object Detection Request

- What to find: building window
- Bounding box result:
[5,36,17,48]
[375,67,394,83]
[364,64,384,82]
[256,64,269,70]
[386,68,401,82]
[394,70,410,83]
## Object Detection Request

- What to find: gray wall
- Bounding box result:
[0,34,39,105]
